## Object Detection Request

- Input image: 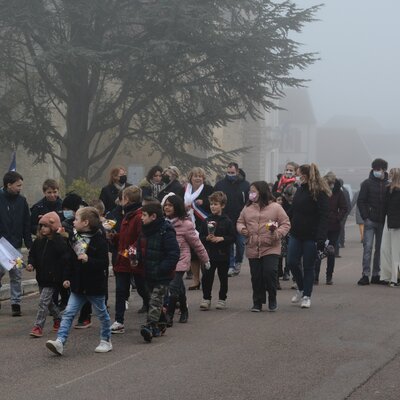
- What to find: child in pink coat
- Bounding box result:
[162,194,209,325]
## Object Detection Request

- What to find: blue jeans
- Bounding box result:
[230,233,245,268]
[57,292,111,344]
[0,266,22,305]
[362,219,384,277]
[287,236,317,297]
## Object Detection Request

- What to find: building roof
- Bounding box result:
[316,127,372,169]
[278,88,316,125]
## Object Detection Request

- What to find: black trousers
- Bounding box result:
[201,261,229,301]
[249,255,279,306]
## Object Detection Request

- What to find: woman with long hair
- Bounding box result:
[380,168,400,285]
[314,172,347,285]
[288,163,330,309]
[237,181,290,312]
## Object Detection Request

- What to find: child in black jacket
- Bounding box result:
[46,207,112,355]
[27,212,70,337]
[199,191,235,310]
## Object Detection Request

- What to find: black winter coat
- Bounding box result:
[289,183,329,242]
[100,183,131,213]
[188,184,214,232]
[64,230,109,296]
[328,180,348,232]
[384,188,400,229]
[199,214,236,262]
[357,170,388,223]
[30,197,63,235]
[214,176,250,224]
[28,234,70,287]
[157,180,185,202]
[0,189,32,249]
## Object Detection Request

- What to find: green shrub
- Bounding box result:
[66,178,101,203]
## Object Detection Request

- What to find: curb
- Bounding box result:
[0,279,38,301]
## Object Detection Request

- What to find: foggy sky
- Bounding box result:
[293,0,400,131]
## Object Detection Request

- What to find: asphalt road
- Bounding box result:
[1,223,399,400]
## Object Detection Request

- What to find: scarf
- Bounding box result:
[277,176,296,193]
[150,181,166,198]
[184,183,208,224]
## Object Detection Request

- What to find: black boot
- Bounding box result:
[166,296,178,327]
[179,295,189,323]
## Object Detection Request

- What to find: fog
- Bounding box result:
[294,0,400,132]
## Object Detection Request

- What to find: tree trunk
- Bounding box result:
[65,91,91,185]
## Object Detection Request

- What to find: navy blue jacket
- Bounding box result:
[214,176,250,224]
[357,171,388,224]
[137,218,180,285]
[0,188,32,249]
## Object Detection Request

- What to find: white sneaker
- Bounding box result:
[216,300,226,310]
[95,340,113,353]
[111,321,125,334]
[199,299,211,310]
[291,290,303,303]
[228,268,236,277]
[46,339,63,355]
[234,263,242,276]
[301,296,311,309]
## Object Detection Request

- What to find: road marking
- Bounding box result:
[55,341,169,389]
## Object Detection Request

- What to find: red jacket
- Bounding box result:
[113,206,143,274]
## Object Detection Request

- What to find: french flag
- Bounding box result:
[8,151,16,172]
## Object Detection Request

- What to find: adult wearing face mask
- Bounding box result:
[156,166,184,202]
[214,162,250,277]
[100,166,131,214]
[314,172,347,285]
[0,171,32,316]
[357,158,389,285]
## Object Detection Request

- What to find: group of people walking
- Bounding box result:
[0,156,398,356]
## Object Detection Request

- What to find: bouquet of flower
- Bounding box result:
[266,221,279,232]
[128,245,138,267]
[13,257,26,269]
[207,221,217,235]
[71,230,91,257]
[102,219,117,232]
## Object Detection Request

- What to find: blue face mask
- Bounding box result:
[63,210,74,219]
[373,170,383,179]
[226,174,237,182]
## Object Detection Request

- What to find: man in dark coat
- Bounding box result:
[357,158,388,285]
[214,162,250,276]
[0,171,32,316]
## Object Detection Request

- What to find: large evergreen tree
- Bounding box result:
[0,0,320,183]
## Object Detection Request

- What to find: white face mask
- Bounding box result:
[373,170,383,179]
[295,176,301,184]
[285,170,294,178]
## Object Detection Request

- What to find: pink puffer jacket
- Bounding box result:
[237,202,291,259]
[171,217,209,271]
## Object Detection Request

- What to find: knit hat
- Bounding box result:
[38,212,62,232]
[62,193,84,212]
